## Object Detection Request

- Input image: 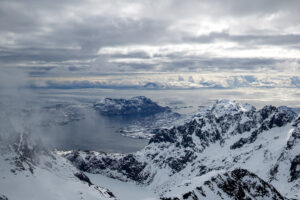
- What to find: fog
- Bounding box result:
[0,68,149,152]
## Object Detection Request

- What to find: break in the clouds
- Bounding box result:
[1,0,300,75]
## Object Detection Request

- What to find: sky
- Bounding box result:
[1,0,300,89]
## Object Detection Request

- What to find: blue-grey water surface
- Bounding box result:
[37,88,300,153]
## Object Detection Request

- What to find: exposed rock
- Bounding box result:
[290,155,300,182]
[74,171,93,186]
[0,195,8,200]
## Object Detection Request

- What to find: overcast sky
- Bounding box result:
[1,0,300,88]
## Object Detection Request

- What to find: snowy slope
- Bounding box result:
[63,100,300,199]
[162,169,285,200]
[0,133,117,200]
[87,173,158,200]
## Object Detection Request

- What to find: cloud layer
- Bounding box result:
[28,72,300,90]
[1,0,300,75]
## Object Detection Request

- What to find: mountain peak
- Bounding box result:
[211,99,255,118]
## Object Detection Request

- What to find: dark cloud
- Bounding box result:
[185,32,300,46]
[157,57,279,72]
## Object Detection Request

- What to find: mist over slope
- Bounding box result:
[0,68,118,200]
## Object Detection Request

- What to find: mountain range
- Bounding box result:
[63,99,300,199]
[1,99,299,200]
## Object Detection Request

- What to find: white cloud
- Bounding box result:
[29,72,300,90]
[98,42,300,61]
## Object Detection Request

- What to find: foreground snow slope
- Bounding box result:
[64,100,300,199]
[88,173,158,200]
[162,169,285,200]
[0,133,117,200]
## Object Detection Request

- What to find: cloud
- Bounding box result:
[0,67,47,141]
[290,76,300,87]
[27,72,300,90]
[1,0,300,77]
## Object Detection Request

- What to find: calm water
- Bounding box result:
[36,87,300,153]
[41,109,149,153]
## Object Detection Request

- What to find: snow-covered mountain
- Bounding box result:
[63,100,300,199]
[93,96,171,115]
[0,133,117,200]
[161,169,285,200]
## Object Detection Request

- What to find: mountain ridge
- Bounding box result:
[63,99,300,199]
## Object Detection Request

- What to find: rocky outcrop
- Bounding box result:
[290,155,300,182]
[64,150,150,183]
[0,195,8,200]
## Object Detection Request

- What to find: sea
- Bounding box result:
[33,87,300,153]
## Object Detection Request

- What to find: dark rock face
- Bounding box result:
[117,154,149,182]
[167,150,196,173]
[259,105,277,120]
[93,96,170,115]
[74,172,93,186]
[213,169,284,200]
[0,195,8,200]
[64,151,150,183]
[292,116,300,127]
[150,128,178,144]
[231,106,295,149]
[287,127,300,150]
[268,125,300,186]
[162,169,285,200]
[290,155,300,182]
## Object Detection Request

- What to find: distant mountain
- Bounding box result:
[93,96,171,115]
[143,82,160,89]
[64,100,300,199]
[278,105,300,114]
[0,133,117,200]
